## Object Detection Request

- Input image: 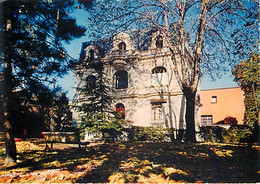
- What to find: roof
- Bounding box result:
[79,38,112,60]
[125,28,157,51]
[79,27,158,60]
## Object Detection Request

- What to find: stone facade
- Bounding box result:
[74,30,201,131]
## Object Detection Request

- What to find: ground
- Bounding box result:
[0,139,259,183]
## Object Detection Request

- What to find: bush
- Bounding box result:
[79,113,125,142]
[127,126,172,142]
[199,125,253,144]
[199,126,226,143]
[223,126,253,143]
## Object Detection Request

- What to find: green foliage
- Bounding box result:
[1,0,87,162]
[1,0,86,131]
[1,0,87,115]
[79,113,125,142]
[222,126,253,143]
[75,51,125,140]
[199,126,225,143]
[233,54,260,125]
[199,126,254,144]
[128,126,172,142]
[75,59,111,114]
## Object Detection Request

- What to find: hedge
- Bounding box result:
[107,125,258,144]
[125,126,173,142]
[199,125,255,144]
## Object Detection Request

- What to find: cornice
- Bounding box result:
[110,91,183,100]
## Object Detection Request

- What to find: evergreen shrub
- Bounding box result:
[127,126,172,142]
[199,125,253,143]
[199,126,226,143]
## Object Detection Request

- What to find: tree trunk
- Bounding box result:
[183,86,196,142]
[2,0,17,165]
[3,120,17,165]
[3,58,17,165]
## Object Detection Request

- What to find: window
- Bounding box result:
[152,67,167,74]
[211,96,217,103]
[151,103,162,121]
[114,70,128,89]
[201,115,213,126]
[155,35,163,48]
[115,103,125,119]
[152,66,167,86]
[86,75,96,89]
[89,49,95,61]
[118,42,126,50]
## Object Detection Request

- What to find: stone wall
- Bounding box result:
[73,30,201,130]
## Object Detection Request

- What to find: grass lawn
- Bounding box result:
[0,139,259,183]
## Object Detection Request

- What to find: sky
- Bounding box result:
[57,7,239,100]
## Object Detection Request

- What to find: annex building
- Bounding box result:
[200,87,245,126]
[73,29,201,133]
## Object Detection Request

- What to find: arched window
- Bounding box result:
[86,75,96,89]
[115,103,125,119]
[152,66,167,74]
[114,70,128,89]
[118,42,126,50]
[152,67,167,86]
[89,49,95,61]
[155,35,163,48]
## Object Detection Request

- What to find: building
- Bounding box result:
[200,87,245,126]
[73,29,201,133]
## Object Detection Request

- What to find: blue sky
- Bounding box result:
[58,8,239,100]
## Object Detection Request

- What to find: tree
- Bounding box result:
[74,48,125,141]
[86,0,258,142]
[233,54,259,126]
[47,92,73,132]
[0,0,86,165]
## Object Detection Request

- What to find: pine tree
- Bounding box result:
[0,0,86,165]
[74,48,124,142]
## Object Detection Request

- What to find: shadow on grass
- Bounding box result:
[0,141,259,183]
[1,148,86,171]
[76,142,259,183]
[76,144,127,183]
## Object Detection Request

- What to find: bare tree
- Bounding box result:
[86,0,258,142]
